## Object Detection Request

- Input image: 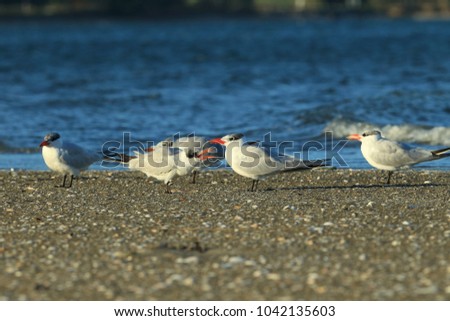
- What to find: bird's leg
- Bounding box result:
[250,180,258,192]
[165,182,172,194]
[67,175,74,188]
[59,174,67,188]
[191,171,197,184]
[386,171,393,185]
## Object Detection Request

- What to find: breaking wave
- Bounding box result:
[324,119,450,146]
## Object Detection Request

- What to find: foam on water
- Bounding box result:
[325,119,450,146]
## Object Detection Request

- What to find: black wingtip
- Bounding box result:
[283,158,331,172]
[300,158,332,168]
[102,152,136,163]
[431,147,450,157]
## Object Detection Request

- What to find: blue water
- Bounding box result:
[1,18,450,170]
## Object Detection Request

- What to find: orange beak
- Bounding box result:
[347,134,362,141]
[39,141,49,147]
[209,138,225,145]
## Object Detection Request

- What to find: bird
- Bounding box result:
[39,132,108,188]
[121,140,214,194]
[347,130,450,184]
[209,133,328,191]
[145,135,215,184]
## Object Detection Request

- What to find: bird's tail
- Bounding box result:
[102,151,137,164]
[431,147,450,158]
[283,158,331,172]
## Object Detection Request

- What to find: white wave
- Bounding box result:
[324,119,450,146]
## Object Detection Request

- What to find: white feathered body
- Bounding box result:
[128,146,196,184]
[361,135,438,171]
[41,140,100,176]
[225,140,295,180]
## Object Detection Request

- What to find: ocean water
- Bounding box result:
[1,17,450,170]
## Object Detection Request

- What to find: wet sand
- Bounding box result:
[0,169,449,300]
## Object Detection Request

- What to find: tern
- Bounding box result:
[347,130,450,184]
[209,133,328,191]
[39,132,110,188]
[145,135,214,184]
[121,141,214,194]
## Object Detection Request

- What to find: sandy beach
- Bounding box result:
[0,169,449,300]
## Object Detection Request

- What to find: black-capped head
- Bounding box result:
[40,132,61,147]
[362,130,382,138]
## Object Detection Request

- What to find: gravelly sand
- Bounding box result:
[0,169,449,300]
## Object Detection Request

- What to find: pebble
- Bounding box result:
[228,256,245,264]
[266,273,281,281]
[176,256,199,264]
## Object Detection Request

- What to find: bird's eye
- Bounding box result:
[229,137,234,141]
[362,133,367,137]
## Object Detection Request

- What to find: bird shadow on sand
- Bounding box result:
[35,176,91,182]
[262,182,447,192]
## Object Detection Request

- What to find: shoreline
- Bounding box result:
[1,169,449,300]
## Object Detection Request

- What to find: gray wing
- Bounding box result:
[60,141,101,169]
[368,139,432,167]
[257,145,326,170]
[235,144,285,176]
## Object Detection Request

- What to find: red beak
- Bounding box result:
[196,147,219,160]
[145,147,155,152]
[209,138,225,145]
[347,134,362,141]
[39,141,49,147]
